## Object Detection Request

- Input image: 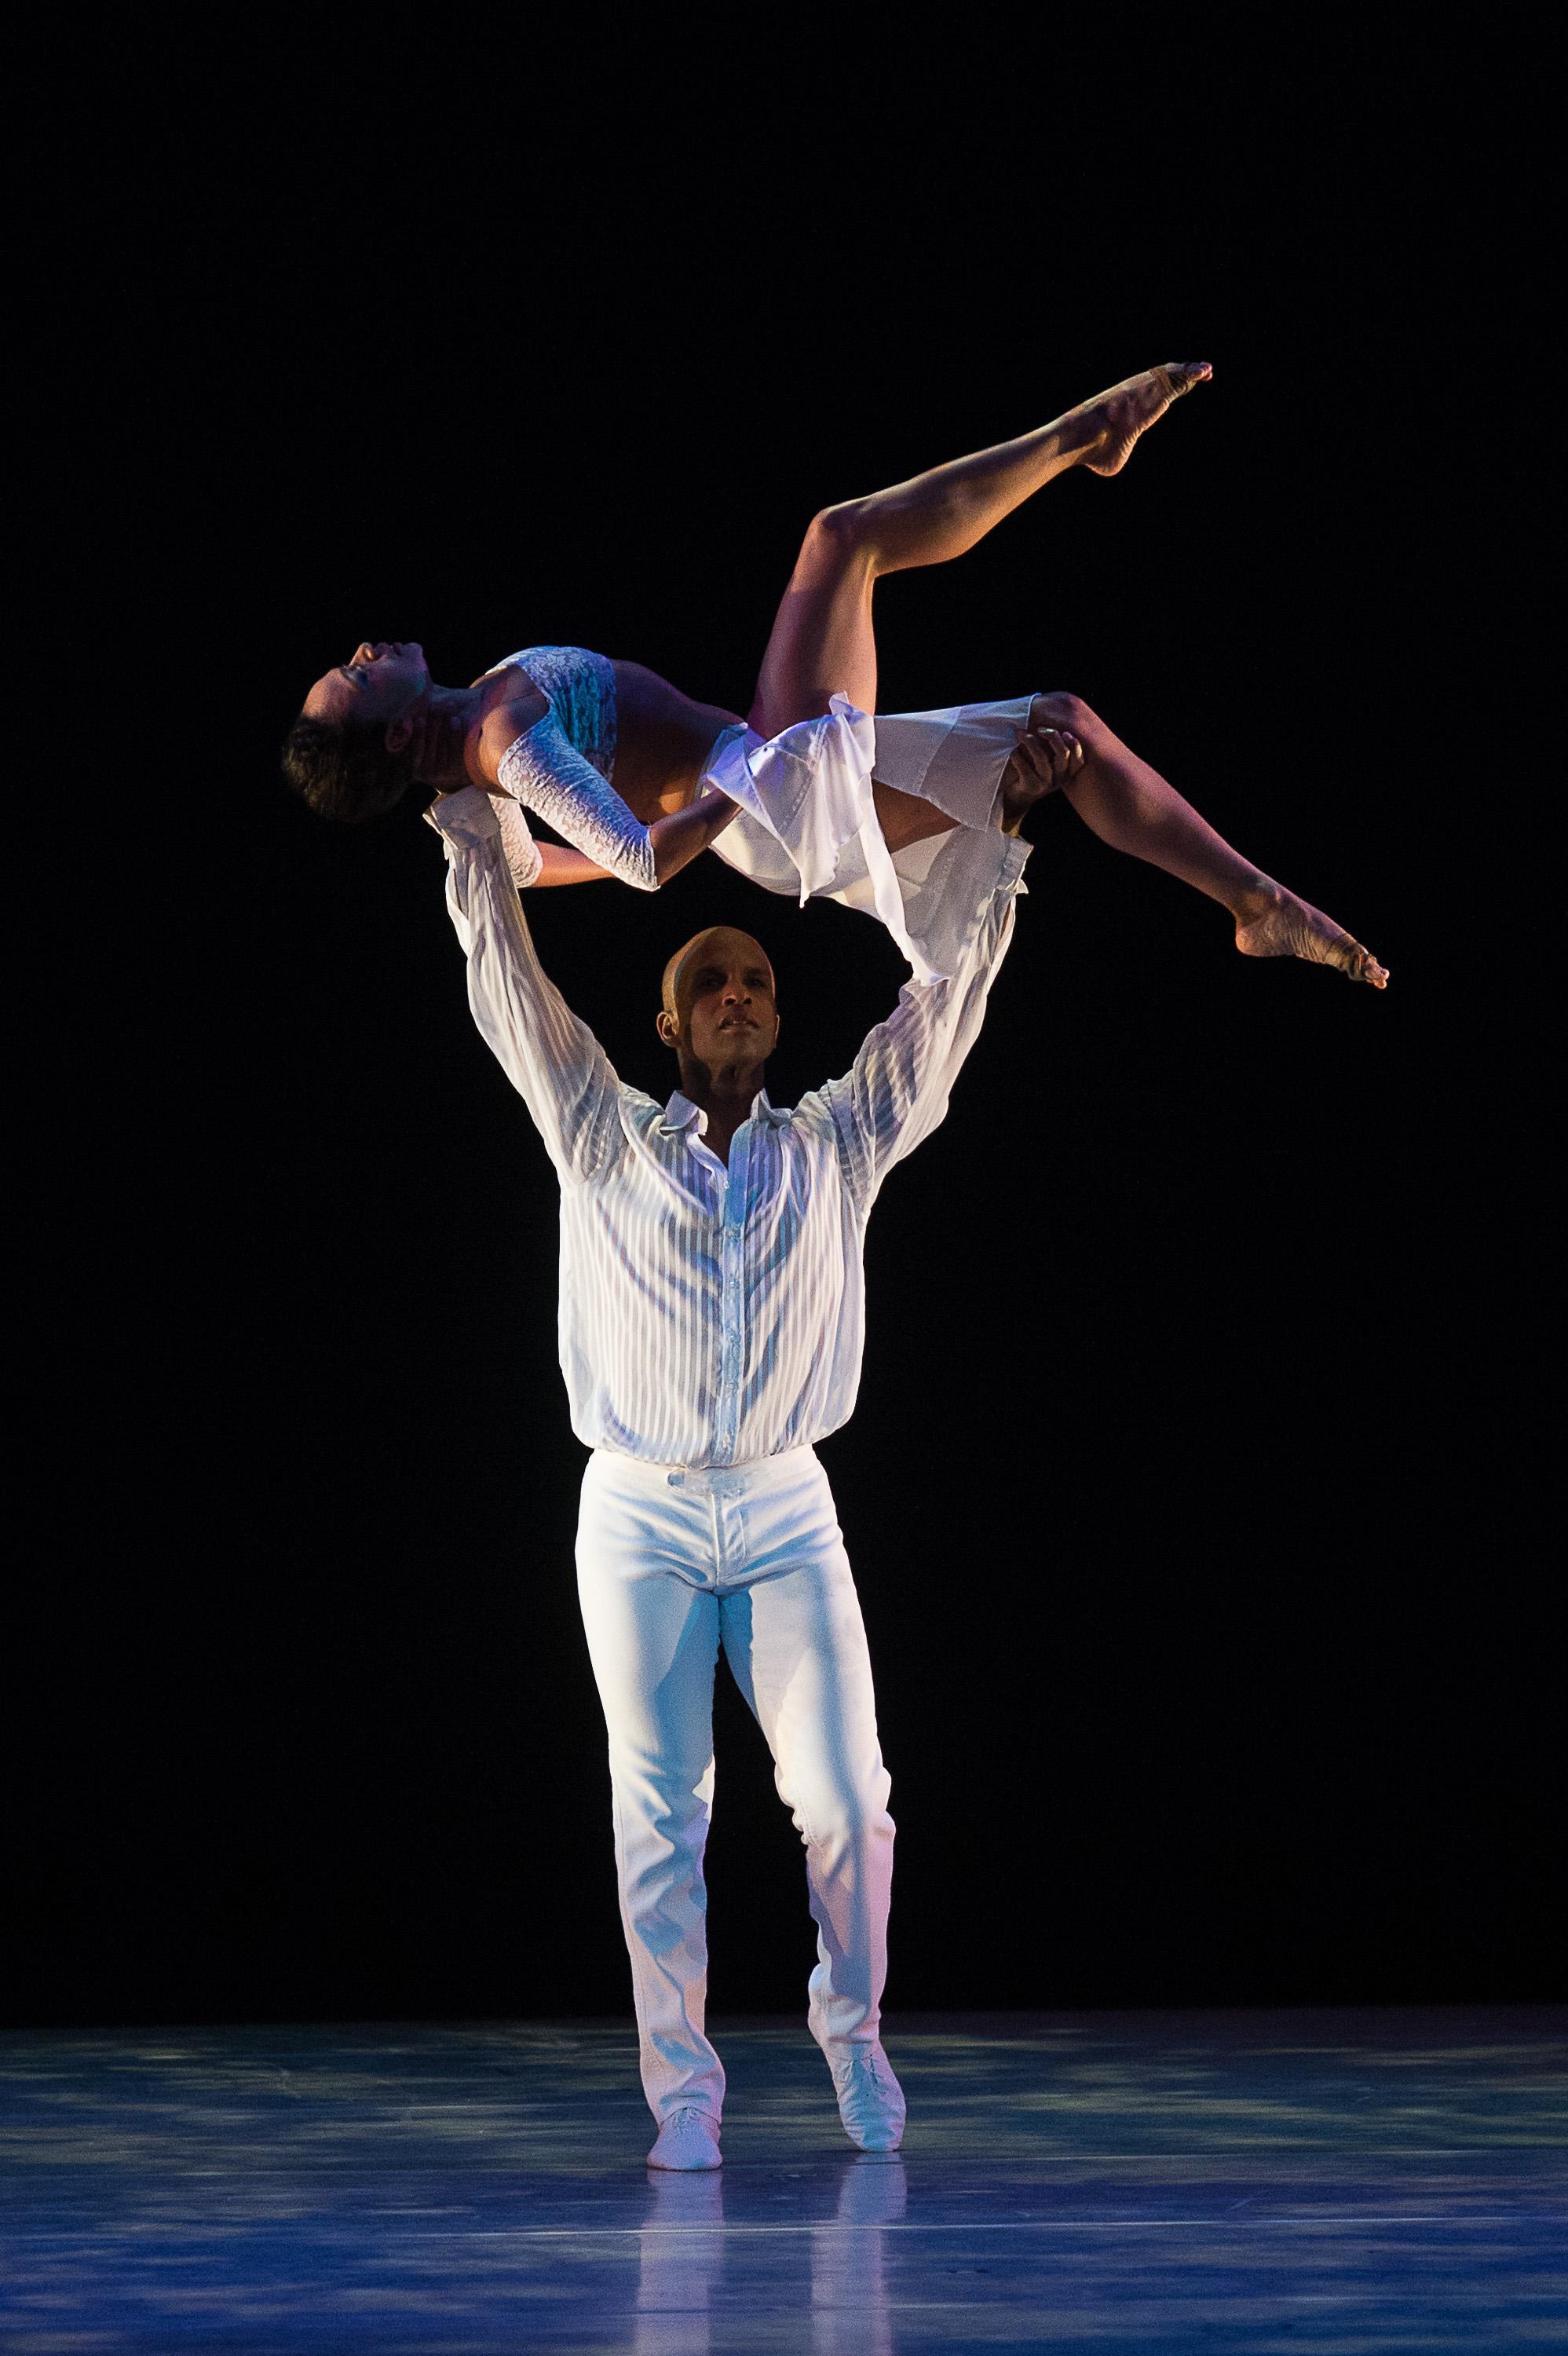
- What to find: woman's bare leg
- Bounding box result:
[747,364,1212,741]
[744,522,969,854]
[1027,692,1389,986]
[744,365,1384,982]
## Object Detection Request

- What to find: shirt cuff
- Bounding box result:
[997,833,1032,891]
[424,785,503,847]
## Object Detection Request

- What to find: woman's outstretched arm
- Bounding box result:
[531,843,614,885]
[492,767,739,887]
[481,693,738,890]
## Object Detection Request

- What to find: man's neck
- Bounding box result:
[677,1057,768,1163]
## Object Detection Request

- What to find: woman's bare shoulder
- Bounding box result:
[470,671,550,783]
[466,655,544,690]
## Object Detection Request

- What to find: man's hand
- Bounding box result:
[416,679,553,799]
[997,724,1084,835]
[411,708,477,795]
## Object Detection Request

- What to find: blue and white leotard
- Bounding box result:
[482,643,1039,984]
[481,645,649,890]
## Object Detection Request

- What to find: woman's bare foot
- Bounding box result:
[1075,361,1213,477]
[1234,881,1389,988]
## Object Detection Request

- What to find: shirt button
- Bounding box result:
[667,1472,683,1487]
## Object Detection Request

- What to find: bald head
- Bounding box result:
[656,925,780,1071]
[661,927,775,1020]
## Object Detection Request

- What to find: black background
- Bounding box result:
[12,24,1552,2028]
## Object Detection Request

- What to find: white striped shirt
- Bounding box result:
[430,786,1029,1466]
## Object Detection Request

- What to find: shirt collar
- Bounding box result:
[660,1088,788,1136]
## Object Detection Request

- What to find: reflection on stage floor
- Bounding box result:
[2,2008,1564,2351]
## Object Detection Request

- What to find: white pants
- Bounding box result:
[575,1446,895,2126]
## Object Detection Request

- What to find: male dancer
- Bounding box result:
[425,722,1073,2168]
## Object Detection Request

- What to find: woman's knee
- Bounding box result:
[1029,690,1101,741]
[810,497,869,544]
[799,499,883,573]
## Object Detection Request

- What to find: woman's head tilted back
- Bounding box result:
[282,641,431,821]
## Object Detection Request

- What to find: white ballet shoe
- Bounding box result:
[646,2105,722,2171]
[827,2042,907,2153]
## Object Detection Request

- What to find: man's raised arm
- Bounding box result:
[818,829,1031,1211]
[815,724,1076,1202]
[426,786,623,1185]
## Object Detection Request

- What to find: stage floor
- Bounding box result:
[2,2007,1564,2351]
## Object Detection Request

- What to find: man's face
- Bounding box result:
[660,928,780,1070]
[302,642,430,728]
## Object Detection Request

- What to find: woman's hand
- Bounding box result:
[997,725,1084,834]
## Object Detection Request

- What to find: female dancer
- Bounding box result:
[284,363,1387,989]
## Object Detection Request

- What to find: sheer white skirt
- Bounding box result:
[702,692,1038,982]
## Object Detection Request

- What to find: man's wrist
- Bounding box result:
[424,783,503,844]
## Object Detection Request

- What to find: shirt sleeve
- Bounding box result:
[817,832,1031,1211]
[498,712,658,891]
[426,787,624,1185]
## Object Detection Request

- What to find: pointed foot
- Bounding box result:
[1235,881,1389,986]
[1083,360,1212,475]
